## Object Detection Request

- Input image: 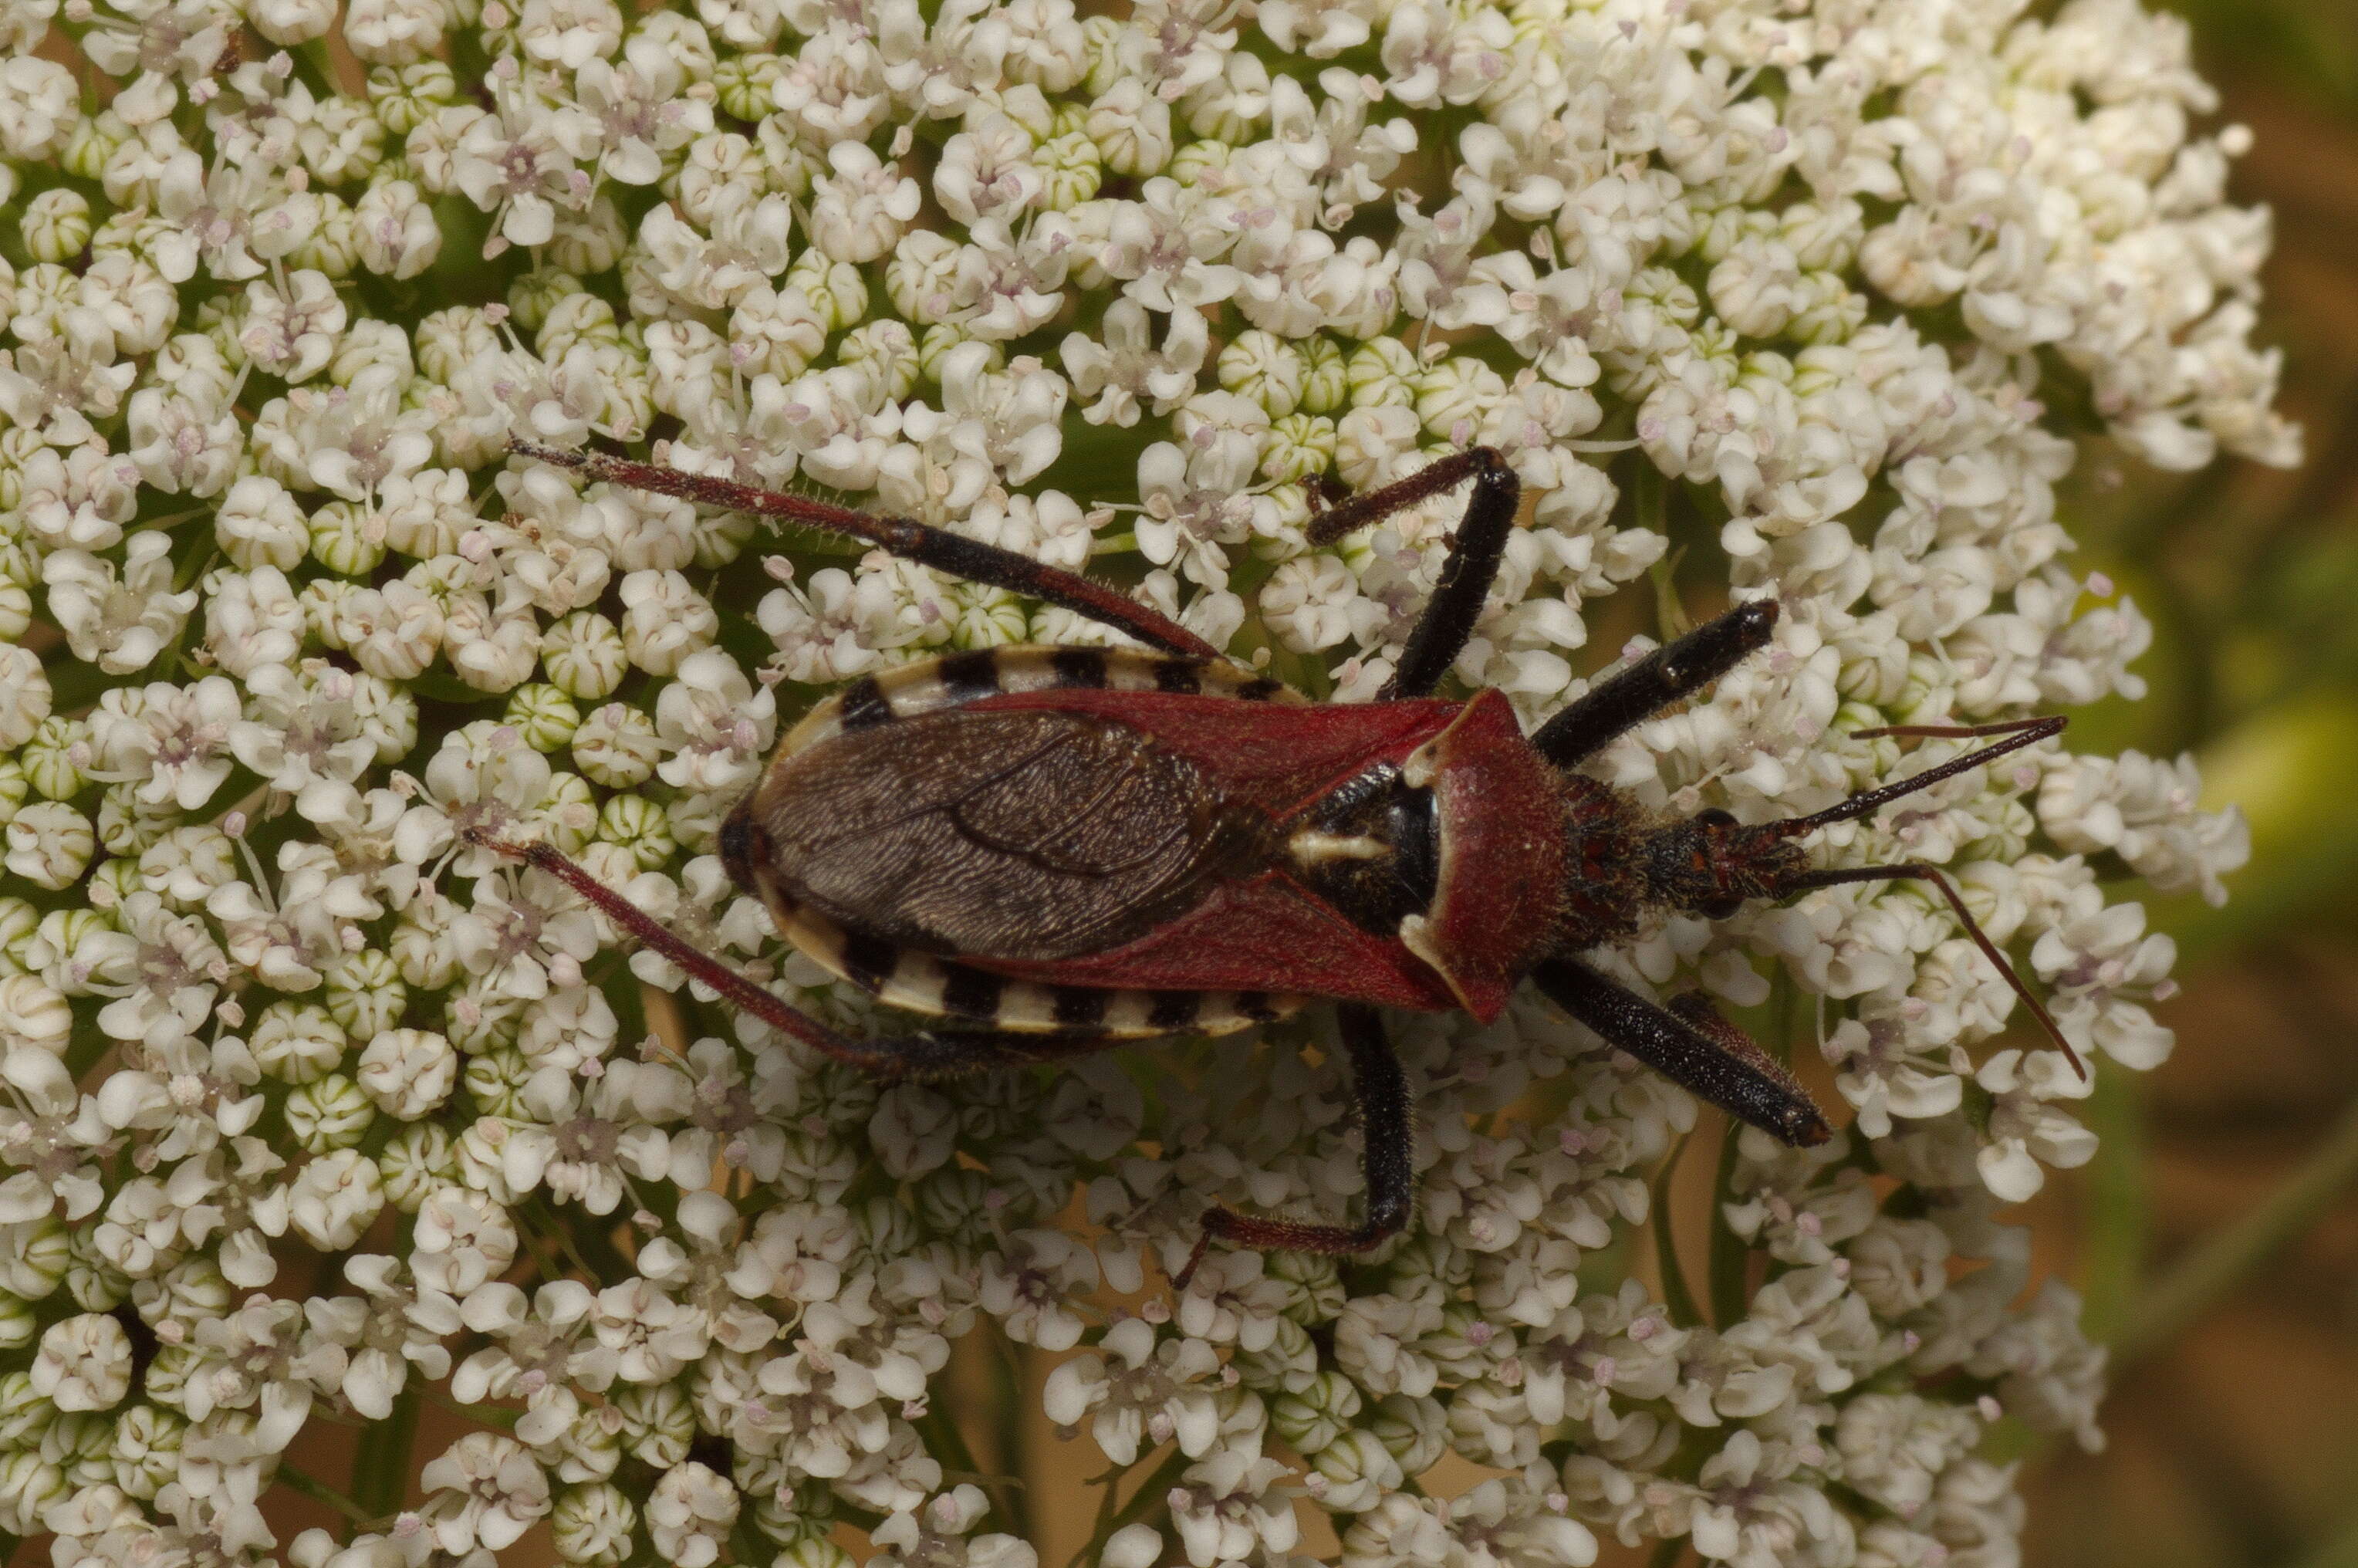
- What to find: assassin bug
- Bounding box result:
[477,437,2076,1286]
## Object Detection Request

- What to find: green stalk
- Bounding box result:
[1069,1444,1194,1568]
[916,1401,1022,1536]
[351,1378,423,1519]
[1706,1117,1752,1330]
[2077,1070,2150,1343]
[278,1462,372,1524]
[1080,1458,1127,1566]
[2112,1089,2358,1366]
[1633,466,1690,641]
[1651,1133,1705,1328]
[1709,974,1794,1326]
[523,1198,601,1285]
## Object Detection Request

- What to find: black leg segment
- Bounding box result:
[511,439,1218,660]
[1530,600,1781,768]
[1529,957,1831,1146]
[1302,448,1520,701]
[1176,1002,1416,1285]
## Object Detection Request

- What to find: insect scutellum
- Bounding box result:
[475,436,2074,1285]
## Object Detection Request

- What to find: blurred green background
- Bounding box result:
[2019,2,2358,1565]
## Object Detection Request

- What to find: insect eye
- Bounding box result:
[1698,894,1743,921]
[1694,807,1737,829]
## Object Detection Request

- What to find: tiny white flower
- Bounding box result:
[1974,1049,2099,1201]
[809,141,923,265]
[645,1460,739,1568]
[240,269,349,384]
[31,1313,136,1411]
[420,1431,553,1553]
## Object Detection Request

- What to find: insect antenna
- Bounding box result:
[1768,716,2089,1079]
[1784,859,2081,1078]
[1775,716,2064,836]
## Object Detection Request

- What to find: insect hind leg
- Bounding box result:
[509,439,1218,660]
[468,829,1113,1077]
[1176,1003,1414,1286]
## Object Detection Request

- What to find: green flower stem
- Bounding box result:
[2077,1070,2152,1344]
[1707,1115,1752,1330]
[916,1399,1022,1537]
[351,1379,423,1519]
[1709,973,1795,1327]
[1652,1131,1705,1328]
[550,1193,637,1282]
[423,1387,519,1428]
[276,1461,373,1524]
[1633,464,1692,643]
[2112,1086,2358,1366]
[1081,1457,1127,1563]
[988,1323,1035,1545]
[1069,1443,1194,1568]
[520,1198,601,1285]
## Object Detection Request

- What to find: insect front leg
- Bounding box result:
[1175,1003,1415,1287]
[1528,600,1782,767]
[1529,957,1832,1147]
[509,439,1218,659]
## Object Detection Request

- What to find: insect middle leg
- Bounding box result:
[1303,447,1523,701]
[1529,956,1832,1147]
[509,439,1217,659]
[1176,1002,1415,1286]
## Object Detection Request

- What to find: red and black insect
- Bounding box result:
[478,438,2074,1285]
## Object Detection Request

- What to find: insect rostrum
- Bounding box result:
[481,438,2073,1287]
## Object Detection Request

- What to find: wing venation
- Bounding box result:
[751,707,1269,961]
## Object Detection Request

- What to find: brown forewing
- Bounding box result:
[747,707,1273,961]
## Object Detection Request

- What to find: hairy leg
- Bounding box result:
[510,438,1218,659]
[1530,956,1832,1146]
[1302,448,1522,701]
[1176,1002,1415,1286]
[1529,600,1782,768]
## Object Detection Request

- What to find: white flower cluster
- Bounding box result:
[0,0,2279,1561]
